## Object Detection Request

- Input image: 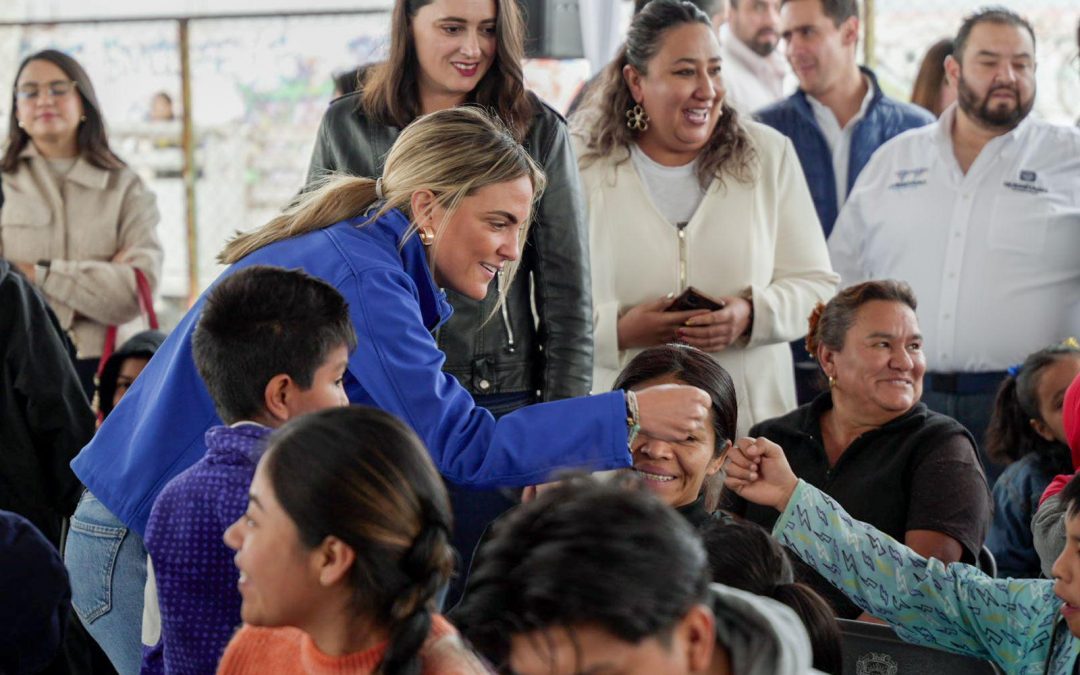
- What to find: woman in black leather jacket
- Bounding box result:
[304,0,592,604]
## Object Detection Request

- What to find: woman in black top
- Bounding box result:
[726,280,992,619]
[614,344,737,529]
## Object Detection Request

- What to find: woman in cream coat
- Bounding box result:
[0,50,161,398]
[573,0,836,434]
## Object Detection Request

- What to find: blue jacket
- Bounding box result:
[755,67,934,237]
[987,449,1071,579]
[71,209,630,535]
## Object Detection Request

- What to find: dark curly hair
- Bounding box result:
[572,0,755,189]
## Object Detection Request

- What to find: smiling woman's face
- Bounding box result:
[624,22,725,167]
[821,300,926,423]
[630,373,724,509]
[411,0,497,108]
[15,59,84,149]
[223,459,324,628]
[419,174,533,301]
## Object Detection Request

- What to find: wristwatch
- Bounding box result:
[34,259,50,285]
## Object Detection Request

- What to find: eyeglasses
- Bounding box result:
[15,80,78,101]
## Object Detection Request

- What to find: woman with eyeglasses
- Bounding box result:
[0,49,162,400]
[0,49,161,673]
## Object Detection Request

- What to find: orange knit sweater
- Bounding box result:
[216,615,489,674]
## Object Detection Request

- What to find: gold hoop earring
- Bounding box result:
[418,226,435,246]
[625,104,649,132]
[827,375,837,388]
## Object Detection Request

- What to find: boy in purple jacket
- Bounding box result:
[141,265,355,673]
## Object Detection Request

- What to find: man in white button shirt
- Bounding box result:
[719,0,793,116]
[829,8,1080,484]
[756,0,933,403]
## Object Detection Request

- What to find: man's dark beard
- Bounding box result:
[957,74,1033,130]
[748,29,779,57]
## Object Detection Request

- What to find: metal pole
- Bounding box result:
[178,18,198,306]
[863,0,876,69]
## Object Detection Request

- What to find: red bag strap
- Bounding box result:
[96,268,157,377]
[135,268,159,329]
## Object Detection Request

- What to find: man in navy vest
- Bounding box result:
[756,0,933,404]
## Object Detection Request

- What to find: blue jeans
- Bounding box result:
[65,490,147,674]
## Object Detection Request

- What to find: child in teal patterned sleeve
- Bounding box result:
[724,435,1080,674]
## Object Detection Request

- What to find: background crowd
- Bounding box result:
[0,0,1078,673]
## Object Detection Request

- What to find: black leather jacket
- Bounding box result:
[0,259,94,545]
[305,92,593,400]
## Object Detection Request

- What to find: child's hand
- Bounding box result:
[723,436,799,512]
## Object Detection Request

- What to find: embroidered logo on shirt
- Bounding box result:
[887,168,928,190]
[1003,169,1048,194]
[856,652,898,675]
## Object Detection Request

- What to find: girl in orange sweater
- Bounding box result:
[217,406,488,674]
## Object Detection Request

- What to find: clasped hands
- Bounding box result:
[617,293,752,353]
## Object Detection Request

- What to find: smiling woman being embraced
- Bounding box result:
[613,343,737,529]
[723,280,992,619]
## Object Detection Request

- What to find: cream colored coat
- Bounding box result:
[0,145,162,359]
[577,121,838,435]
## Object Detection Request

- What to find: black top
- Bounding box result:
[725,392,991,618]
[677,495,736,530]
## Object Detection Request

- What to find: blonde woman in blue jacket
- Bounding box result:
[67,108,711,667]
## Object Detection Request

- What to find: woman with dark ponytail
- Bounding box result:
[985,340,1080,578]
[699,519,842,674]
[217,406,486,674]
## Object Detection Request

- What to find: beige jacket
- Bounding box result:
[0,145,162,359]
[577,121,839,435]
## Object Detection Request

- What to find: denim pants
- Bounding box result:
[65,491,147,675]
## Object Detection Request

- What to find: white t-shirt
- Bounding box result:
[629,143,705,228]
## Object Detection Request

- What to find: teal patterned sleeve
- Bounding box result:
[772,480,1074,674]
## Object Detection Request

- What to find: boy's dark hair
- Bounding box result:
[700,519,842,674]
[452,475,711,669]
[954,6,1036,63]
[192,265,357,423]
[779,0,858,25]
[1062,472,1080,521]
